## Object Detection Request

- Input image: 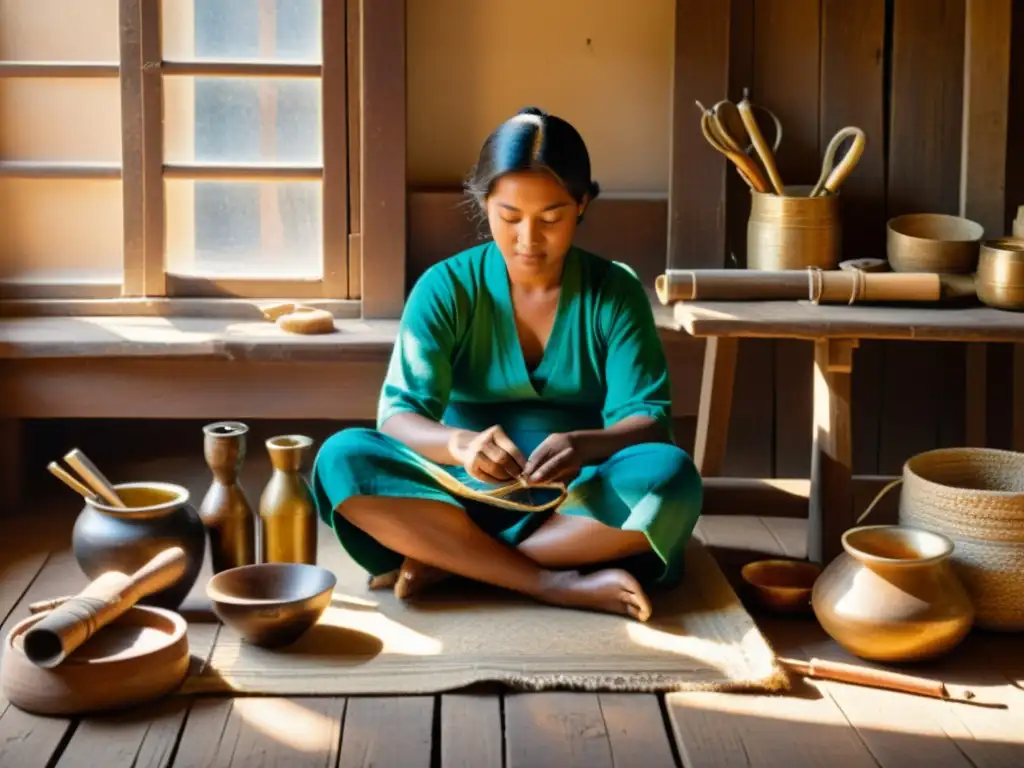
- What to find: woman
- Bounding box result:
[311,107,702,622]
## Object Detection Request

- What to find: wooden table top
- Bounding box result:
[668,300,1024,342]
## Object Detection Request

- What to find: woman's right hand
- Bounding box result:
[451,425,527,484]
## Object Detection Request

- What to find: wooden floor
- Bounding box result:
[2,456,1024,766]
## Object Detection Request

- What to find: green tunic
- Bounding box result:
[311,242,703,587]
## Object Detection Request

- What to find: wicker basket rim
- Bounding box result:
[903,446,1024,498]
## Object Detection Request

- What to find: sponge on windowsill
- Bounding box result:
[259,302,337,335]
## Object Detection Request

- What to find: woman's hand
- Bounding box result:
[523,432,586,484]
[450,425,527,484]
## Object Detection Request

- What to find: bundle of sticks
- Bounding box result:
[654,266,976,306]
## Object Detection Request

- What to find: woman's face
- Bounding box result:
[485,170,586,278]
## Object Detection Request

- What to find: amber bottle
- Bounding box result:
[259,435,317,564]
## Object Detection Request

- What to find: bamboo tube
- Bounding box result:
[21,547,187,668]
[63,449,126,508]
[654,269,942,305]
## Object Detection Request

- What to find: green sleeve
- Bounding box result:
[377,265,461,428]
[599,263,673,429]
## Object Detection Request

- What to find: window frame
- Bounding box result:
[0,0,409,319]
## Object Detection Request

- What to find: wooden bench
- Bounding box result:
[665,300,1024,565]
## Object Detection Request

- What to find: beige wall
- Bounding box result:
[407,0,675,195]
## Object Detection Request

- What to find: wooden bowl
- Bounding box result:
[886,213,984,274]
[207,562,337,648]
[741,559,822,615]
[0,605,189,716]
[976,238,1024,311]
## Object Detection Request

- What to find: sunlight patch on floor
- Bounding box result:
[232,698,338,753]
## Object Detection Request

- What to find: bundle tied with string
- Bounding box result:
[856,447,1024,631]
[654,267,942,306]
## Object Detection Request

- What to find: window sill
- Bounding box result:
[0,290,684,363]
[0,314,400,363]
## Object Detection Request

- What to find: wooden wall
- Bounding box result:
[407,0,1022,481]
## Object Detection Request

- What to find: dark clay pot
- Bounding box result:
[71,481,207,610]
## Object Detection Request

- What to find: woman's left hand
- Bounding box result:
[523,432,586,484]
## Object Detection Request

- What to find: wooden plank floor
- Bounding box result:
[2,475,1024,766]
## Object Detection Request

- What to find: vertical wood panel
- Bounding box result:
[139,0,165,296]
[359,0,406,318]
[721,0,774,478]
[119,0,144,297]
[667,0,733,270]
[321,0,349,298]
[755,0,821,479]
[820,0,887,474]
[346,0,362,299]
[880,0,966,473]
[960,0,1013,447]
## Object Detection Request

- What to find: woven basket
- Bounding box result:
[889,447,1024,632]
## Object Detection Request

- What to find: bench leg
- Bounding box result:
[0,419,23,518]
[808,339,856,565]
[693,337,738,477]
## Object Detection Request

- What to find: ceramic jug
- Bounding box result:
[811,524,974,663]
[199,421,256,573]
[72,481,206,609]
[259,435,317,565]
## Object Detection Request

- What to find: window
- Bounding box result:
[0,0,358,305]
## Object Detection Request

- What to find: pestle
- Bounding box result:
[21,547,188,669]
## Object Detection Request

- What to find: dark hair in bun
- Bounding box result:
[464,107,601,216]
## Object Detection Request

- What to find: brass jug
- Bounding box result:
[259,435,317,565]
[811,524,973,663]
[747,185,840,270]
[198,421,256,573]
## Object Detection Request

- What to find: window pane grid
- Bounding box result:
[1,0,346,299]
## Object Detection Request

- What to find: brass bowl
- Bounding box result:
[886,213,984,274]
[976,238,1024,311]
[207,562,337,648]
[740,559,821,615]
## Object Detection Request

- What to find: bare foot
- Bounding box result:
[393,557,452,600]
[368,569,399,590]
[538,568,652,621]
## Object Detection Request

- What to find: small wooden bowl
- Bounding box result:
[0,605,189,716]
[741,559,822,615]
[207,562,337,648]
[976,238,1024,311]
[887,213,984,274]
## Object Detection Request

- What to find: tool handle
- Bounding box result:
[791,657,947,698]
[63,449,126,508]
[823,129,866,194]
[737,89,785,195]
[47,462,98,501]
[810,127,866,197]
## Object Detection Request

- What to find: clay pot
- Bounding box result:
[72,482,206,610]
[199,421,256,573]
[811,525,974,663]
[259,435,317,565]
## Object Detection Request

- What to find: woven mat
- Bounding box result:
[180,535,789,696]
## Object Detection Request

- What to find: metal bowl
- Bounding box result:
[207,563,337,648]
[976,238,1024,311]
[741,559,821,615]
[886,213,984,274]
